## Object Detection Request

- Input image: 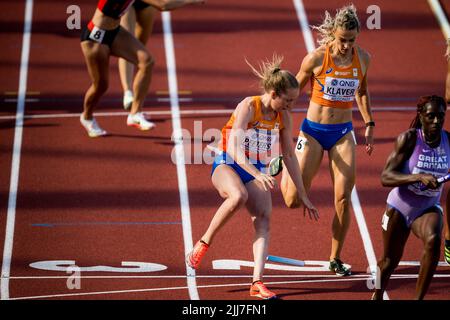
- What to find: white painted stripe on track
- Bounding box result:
[162,11,199,300]
[6,266,449,280]
[428,0,450,38]
[0,0,34,301]
[9,273,449,300]
[293,0,390,300]
[0,106,417,121]
[292,0,316,53]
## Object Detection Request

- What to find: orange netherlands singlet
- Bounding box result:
[310,45,364,109]
[220,96,284,161]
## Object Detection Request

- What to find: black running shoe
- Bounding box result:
[329,258,352,276]
[269,156,283,177]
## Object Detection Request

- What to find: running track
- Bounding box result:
[0,0,449,301]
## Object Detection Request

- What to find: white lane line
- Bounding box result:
[293,0,389,300]
[293,0,316,52]
[161,11,199,300]
[428,0,450,38]
[1,0,34,301]
[9,273,448,300]
[6,267,449,280]
[4,274,371,280]
[0,106,417,121]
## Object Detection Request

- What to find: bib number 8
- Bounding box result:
[89,26,106,43]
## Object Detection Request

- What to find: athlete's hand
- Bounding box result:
[300,196,319,221]
[418,174,439,189]
[365,126,374,155]
[255,173,276,191]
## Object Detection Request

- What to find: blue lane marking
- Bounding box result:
[31,221,182,227]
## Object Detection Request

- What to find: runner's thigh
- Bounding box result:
[110,27,149,65]
[211,164,247,199]
[328,133,355,189]
[245,180,272,217]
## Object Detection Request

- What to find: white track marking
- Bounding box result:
[428,0,450,38]
[1,0,34,301]
[293,0,316,52]
[6,271,448,280]
[162,11,199,300]
[0,106,417,121]
[9,273,449,300]
[293,0,389,300]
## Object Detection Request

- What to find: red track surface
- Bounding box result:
[0,0,449,301]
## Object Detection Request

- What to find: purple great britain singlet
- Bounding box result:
[386,129,450,227]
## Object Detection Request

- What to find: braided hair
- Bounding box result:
[409,95,447,129]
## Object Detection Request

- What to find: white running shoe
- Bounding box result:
[127,112,156,130]
[80,114,107,137]
[123,90,134,110]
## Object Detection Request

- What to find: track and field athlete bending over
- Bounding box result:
[372,95,449,300]
[186,55,319,299]
[280,4,374,276]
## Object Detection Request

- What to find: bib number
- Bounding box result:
[296,136,307,153]
[89,26,105,43]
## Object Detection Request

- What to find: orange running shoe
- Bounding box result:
[186,240,209,269]
[250,281,277,299]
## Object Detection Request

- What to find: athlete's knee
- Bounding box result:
[94,79,109,95]
[137,51,154,71]
[228,189,248,210]
[381,257,400,272]
[424,233,441,253]
[287,199,301,209]
[335,193,351,212]
[283,192,301,209]
[252,213,271,233]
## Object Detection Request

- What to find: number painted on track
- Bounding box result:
[29,261,167,273]
[212,259,330,272]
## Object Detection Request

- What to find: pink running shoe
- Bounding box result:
[250,281,277,300]
[186,241,209,269]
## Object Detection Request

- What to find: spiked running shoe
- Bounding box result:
[80,114,107,138]
[329,258,352,276]
[268,155,283,177]
[186,241,209,269]
[250,281,277,300]
[123,90,134,110]
[127,112,156,130]
[445,241,450,265]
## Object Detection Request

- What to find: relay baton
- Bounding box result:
[420,173,450,191]
[266,255,305,267]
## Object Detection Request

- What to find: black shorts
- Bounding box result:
[133,0,151,11]
[80,21,120,48]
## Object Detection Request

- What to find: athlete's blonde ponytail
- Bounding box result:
[246,54,298,95]
[313,4,361,46]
